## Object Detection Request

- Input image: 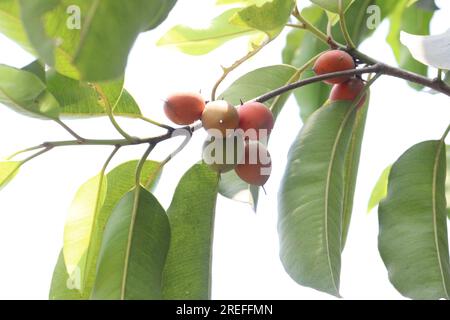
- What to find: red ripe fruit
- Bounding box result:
[238,102,274,140]
[164,92,205,125]
[235,141,272,186]
[313,50,356,84]
[329,78,366,107]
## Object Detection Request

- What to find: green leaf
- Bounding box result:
[387,0,434,90]
[22,60,46,83]
[19,0,59,66]
[18,0,177,81]
[0,161,21,191]
[49,250,83,300]
[378,141,450,300]
[282,7,331,122]
[158,9,255,55]
[341,96,370,247]
[162,164,220,300]
[446,145,450,219]
[229,0,295,39]
[91,187,170,300]
[367,165,392,213]
[0,64,60,119]
[216,0,269,5]
[278,101,359,296]
[218,65,298,207]
[310,0,354,13]
[0,0,35,54]
[46,70,141,118]
[59,160,162,299]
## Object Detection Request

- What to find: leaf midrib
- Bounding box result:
[323,105,354,295]
[432,140,449,299]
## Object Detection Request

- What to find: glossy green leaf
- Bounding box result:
[163,164,220,300]
[229,0,294,39]
[0,64,60,119]
[378,141,450,300]
[46,70,141,118]
[341,97,370,247]
[282,7,330,122]
[310,0,354,13]
[91,187,170,300]
[0,161,21,191]
[158,9,254,55]
[387,0,434,90]
[57,160,162,299]
[17,0,177,81]
[278,101,358,297]
[49,250,83,300]
[368,165,392,213]
[218,65,298,207]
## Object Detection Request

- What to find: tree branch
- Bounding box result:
[256,63,450,103]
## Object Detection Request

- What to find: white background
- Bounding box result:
[0,0,449,300]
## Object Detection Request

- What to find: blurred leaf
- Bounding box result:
[0,0,35,53]
[49,251,83,300]
[282,6,330,122]
[387,0,434,90]
[341,96,370,247]
[401,29,450,70]
[229,0,294,39]
[367,165,392,213]
[22,60,46,83]
[0,161,21,191]
[91,187,170,300]
[56,160,162,299]
[216,0,269,5]
[310,0,354,13]
[19,0,59,66]
[278,101,358,297]
[163,164,219,299]
[415,0,439,12]
[218,64,298,207]
[158,9,254,55]
[46,70,141,118]
[0,64,60,119]
[378,141,450,300]
[17,0,177,81]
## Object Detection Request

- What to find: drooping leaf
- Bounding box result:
[378,141,450,300]
[0,161,21,191]
[368,165,392,213]
[59,160,162,299]
[278,101,358,297]
[157,9,255,55]
[218,65,298,207]
[387,0,434,90]
[22,60,46,83]
[0,64,60,119]
[162,164,219,300]
[46,70,141,118]
[17,0,177,81]
[341,96,370,247]
[282,6,331,122]
[91,187,170,300]
[49,250,83,300]
[229,0,295,39]
[400,29,450,70]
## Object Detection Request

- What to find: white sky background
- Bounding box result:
[0,0,449,300]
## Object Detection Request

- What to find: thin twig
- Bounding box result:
[55,119,85,141]
[338,0,356,49]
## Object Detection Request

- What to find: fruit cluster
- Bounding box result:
[164,93,274,186]
[313,50,366,107]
